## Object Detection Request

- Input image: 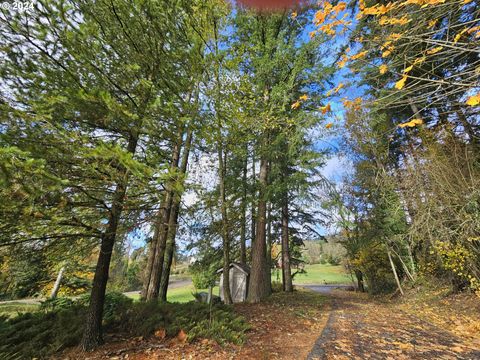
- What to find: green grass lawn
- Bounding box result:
[0,302,40,318]
[273,263,353,285]
[1,264,349,318]
[126,285,219,303]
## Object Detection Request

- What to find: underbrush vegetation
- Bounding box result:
[0,292,248,358]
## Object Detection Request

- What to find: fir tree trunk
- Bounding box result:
[145,192,174,300]
[281,197,293,292]
[240,152,247,264]
[248,157,271,302]
[158,128,193,301]
[141,195,168,299]
[250,150,256,259]
[266,201,272,294]
[158,209,178,302]
[218,147,233,304]
[81,133,138,350]
[143,134,182,300]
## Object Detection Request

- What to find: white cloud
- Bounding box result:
[322,154,351,183]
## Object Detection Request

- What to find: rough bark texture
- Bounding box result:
[281,197,293,292]
[158,128,193,302]
[143,135,181,300]
[247,157,271,303]
[218,148,233,304]
[239,153,247,264]
[81,133,138,350]
[266,201,272,294]
[145,192,174,300]
[141,195,169,299]
[159,205,179,302]
[250,150,256,258]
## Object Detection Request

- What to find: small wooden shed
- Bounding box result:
[217,263,250,303]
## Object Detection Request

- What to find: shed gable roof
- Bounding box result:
[216,262,250,275]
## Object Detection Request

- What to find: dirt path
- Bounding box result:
[306,289,480,360]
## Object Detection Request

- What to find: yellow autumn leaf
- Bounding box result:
[387,33,402,41]
[381,40,392,49]
[466,94,480,106]
[463,0,473,3]
[320,24,336,36]
[395,75,408,90]
[428,19,438,28]
[299,94,309,101]
[403,65,413,73]
[426,46,443,55]
[338,56,348,68]
[398,118,423,128]
[382,50,392,58]
[291,101,301,109]
[350,51,368,60]
[291,11,297,19]
[334,83,344,93]
[332,2,347,15]
[309,30,317,39]
[379,15,410,26]
[454,28,468,43]
[413,56,426,65]
[421,0,446,8]
[343,97,362,110]
[467,26,480,34]
[379,64,388,74]
[325,122,333,129]
[319,103,331,114]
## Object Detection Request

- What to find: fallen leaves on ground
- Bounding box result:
[311,289,480,360]
[58,289,330,360]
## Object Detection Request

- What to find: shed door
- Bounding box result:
[232,272,246,302]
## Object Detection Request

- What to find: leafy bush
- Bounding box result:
[75,291,133,323]
[326,254,341,266]
[319,254,327,264]
[190,264,217,289]
[353,244,398,294]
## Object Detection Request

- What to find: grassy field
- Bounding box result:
[126,285,219,303]
[272,264,353,285]
[164,264,353,302]
[0,302,40,318]
[0,264,350,317]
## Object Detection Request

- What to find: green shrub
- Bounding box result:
[40,297,74,311]
[326,254,341,266]
[353,244,398,294]
[191,268,216,289]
